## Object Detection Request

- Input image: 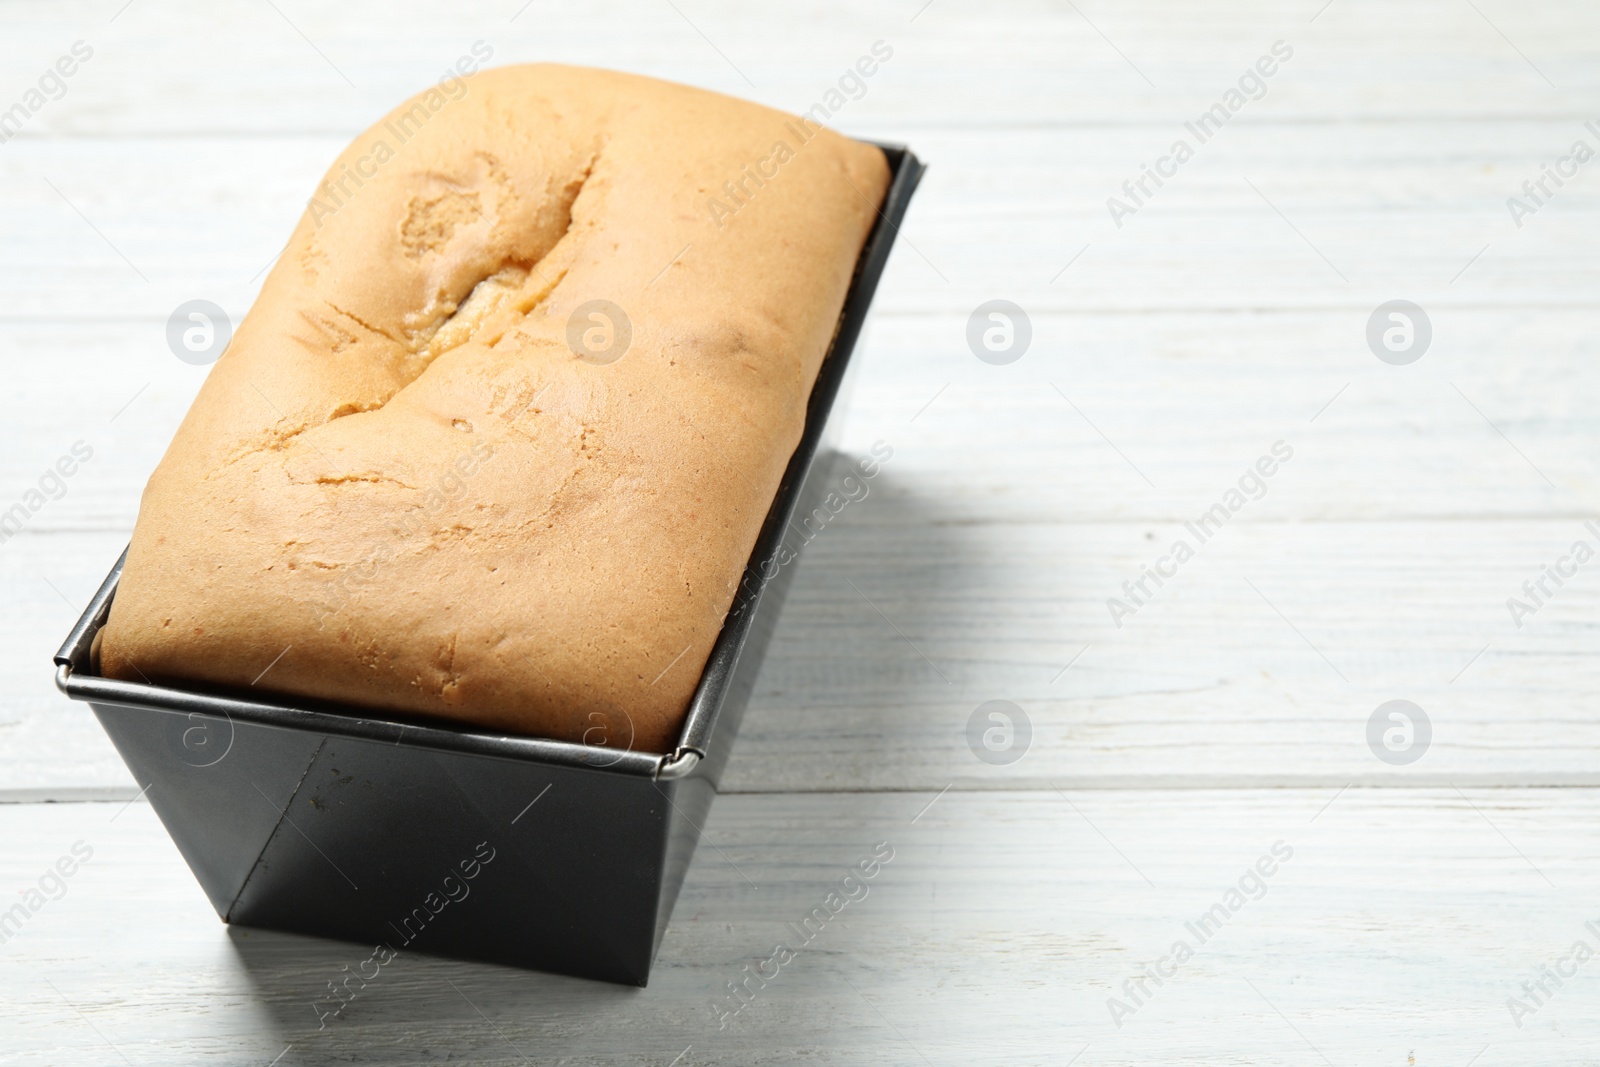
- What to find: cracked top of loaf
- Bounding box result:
[99,64,891,754]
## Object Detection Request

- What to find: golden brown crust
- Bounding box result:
[99,64,890,753]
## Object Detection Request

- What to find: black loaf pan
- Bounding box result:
[53,145,923,986]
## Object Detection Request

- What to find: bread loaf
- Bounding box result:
[99,64,890,753]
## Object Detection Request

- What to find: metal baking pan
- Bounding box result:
[53,144,923,986]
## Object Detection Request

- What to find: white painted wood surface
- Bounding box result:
[3,0,1600,1062]
[4,792,1600,1065]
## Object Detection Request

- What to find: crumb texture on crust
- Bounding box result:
[98,64,891,753]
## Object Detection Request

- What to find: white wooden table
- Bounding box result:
[4,0,1599,1063]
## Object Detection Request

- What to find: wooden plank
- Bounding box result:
[8,507,1600,793]
[3,306,1599,528]
[0,0,1597,137]
[5,124,1600,319]
[0,532,131,792]
[1,790,1596,1064]
[723,517,1600,792]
